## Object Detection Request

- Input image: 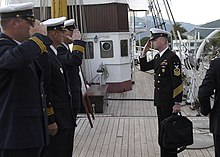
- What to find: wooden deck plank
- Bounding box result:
[200,149,213,157]
[92,118,110,157]
[134,118,142,157]
[73,119,91,157]
[206,147,215,157]
[139,118,149,156]
[74,118,86,137]
[128,118,135,157]
[120,101,126,117]
[107,119,119,157]
[99,118,115,157]
[121,118,129,157]
[181,149,191,157]
[79,118,100,157]
[114,137,123,157]
[85,118,104,157]
[152,117,160,156]
[187,149,199,157]
[114,118,124,157]
[73,119,89,154]
[194,149,206,157]
[73,117,215,157]
[144,118,156,156]
[73,70,215,157]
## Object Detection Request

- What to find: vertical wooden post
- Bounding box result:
[51,0,67,18]
[82,93,94,128]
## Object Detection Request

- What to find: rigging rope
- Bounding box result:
[155,0,166,30]
[148,0,158,27]
[152,0,162,28]
[148,0,167,29]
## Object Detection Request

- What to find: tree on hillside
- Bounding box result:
[171,23,188,39]
[204,32,220,59]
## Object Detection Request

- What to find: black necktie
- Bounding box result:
[154,53,160,66]
[155,53,160,59]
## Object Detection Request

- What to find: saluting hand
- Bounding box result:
[64,28,82,42]
[207,113,210,118]
[29,19,47,36]
[172,103,181,113]
[141,40,151,57]
[71,28,81,41]
[48,122,58,136]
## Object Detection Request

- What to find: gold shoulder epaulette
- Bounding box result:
[29,36,47,53]
[0,38,9,41]
[72,45,85,53]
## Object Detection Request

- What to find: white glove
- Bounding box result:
[29,19,47,36]
[71,28,81,41]
[141,40,151,57]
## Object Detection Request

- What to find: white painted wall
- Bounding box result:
[82,32,132,84]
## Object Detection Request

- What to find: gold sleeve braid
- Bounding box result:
[173,83,183,98]
[0,38,9,41]
[29,36,47,53]
[47,107,54,116]
[72,45,85,53]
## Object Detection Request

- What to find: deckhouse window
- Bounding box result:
[120,39,128,57]
[100,40,114,58]
[85,41,94,59]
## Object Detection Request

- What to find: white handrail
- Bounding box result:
[196,29,220,60]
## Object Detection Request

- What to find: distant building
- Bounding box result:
[173,39,203,56]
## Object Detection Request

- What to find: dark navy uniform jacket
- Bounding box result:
[37,45,75,129]
[139,48,183,107]
[57,40,85,114]
[0,33,51,149]
[198,58,220,135]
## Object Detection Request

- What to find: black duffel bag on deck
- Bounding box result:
[159,112,194,153]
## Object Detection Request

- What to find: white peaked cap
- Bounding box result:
[42,17,66,31]
[149,28,171,40]
[64,19,75,27]
[0,2,33,13]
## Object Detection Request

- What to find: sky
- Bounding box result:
[133,0,220,25]
[0,0,219,25]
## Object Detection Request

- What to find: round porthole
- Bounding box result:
[101,42,112,51]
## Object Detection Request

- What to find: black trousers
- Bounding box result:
[41,128,74,157]
[0,147,41,157]
[71,91,81,116]
[157,105,177,157]
[213,133,220,157]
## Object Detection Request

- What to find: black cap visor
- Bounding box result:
[65,25,77,31]
[149,33,168,41]
[47,24,66,31]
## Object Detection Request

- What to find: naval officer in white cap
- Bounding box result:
[58,18,85,115]
[57,19,85,155]
[64,18,76,30]
[0,2,51,157]
[38,17,76,157]
[139,28,183,157]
